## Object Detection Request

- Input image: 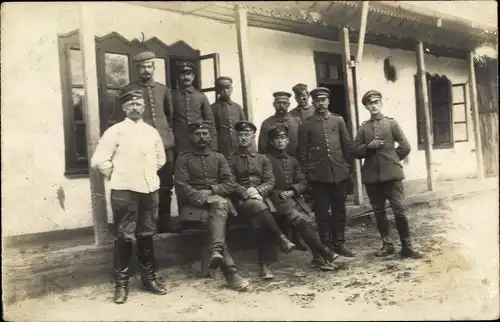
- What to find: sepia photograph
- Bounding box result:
[1,1,498,320]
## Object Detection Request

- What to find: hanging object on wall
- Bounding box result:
[383,57,397,82]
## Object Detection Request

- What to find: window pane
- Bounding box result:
[328,64,339,79]
[72,88,85,121]
[105,53,130,87]
[452,85,465,103]
[153,58,166,85]
[69,49,83,86]
[453,123,468,142]
[432,103,451,122]
[316,63,327,79]
[75,123,88,159]
[434,122,451,143]
[203,91,216,105]
[105,89,124,122]
[200,59,215,90]
[453,103,467,122]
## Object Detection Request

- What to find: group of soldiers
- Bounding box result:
[91,51,422,304]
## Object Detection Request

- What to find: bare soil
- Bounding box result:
[4,190,499,321]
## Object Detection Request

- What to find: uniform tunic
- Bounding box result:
[289,105,314,122]
[258,113,302,158]
[297,112,353,185]
[174,148,236,222]
[352,114,410,184]
[211,100,246,158]
[171,86,218,153]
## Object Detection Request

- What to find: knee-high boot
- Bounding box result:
[113,238,132,304]
[136,236,167,295]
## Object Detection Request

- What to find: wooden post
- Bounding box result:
[356,1,369,63]
[235,4,254,122]
[341,27,363,205]
[415,41,435,191]
[467,51,485,181]
[79,3,109,246]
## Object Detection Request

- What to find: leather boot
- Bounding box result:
[395,216,423,259]
[317,221,333,250]
[294,218,339,264]
[157,189,172,233]
[332,225,355,257]
[278,234,296,253]
[136,236,167,295]
[222,266,250,292]
[113,239,132,304]
[259,263,275,280]
[374,211,395,257]
[290,227,309,251]
[208,209,228,269]
[375,237,396,257]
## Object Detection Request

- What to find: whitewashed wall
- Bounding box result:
[1,2,477,236]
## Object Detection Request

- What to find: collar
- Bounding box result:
[237,146,256,157]
[191,146,211,156]
[181,85,195,93]
[273,113,289,121]
[295,104,313,111]
[370,113,385,121]
[313,111,331,121]
[269,149,288,158]
[124,117,144,125]
[215,99,233,106]
[138,78,156,87]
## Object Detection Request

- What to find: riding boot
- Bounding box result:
[208,208,227,268]
[290,226,309,251]
[256,228,277,279]
[136,236,167,295]
[374,211,395,257]
[113,238,132,304]
[221,265,250,292]
[395,215,423,259]
[332,219,356,257]
[293,218,339,263]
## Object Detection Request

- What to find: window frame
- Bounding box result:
[451,83,469,143]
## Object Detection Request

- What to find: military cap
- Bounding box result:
[118,89,143,105]
[361,90,382,105]
[177,60,196,72]
[215,76,233,87]
[268,123,289,140]
[132,51,156,64]
[273,91,292,100]
[310,87,331,99]
[292,83,309,94]
[188,120,211,133]
[234,121,257,133]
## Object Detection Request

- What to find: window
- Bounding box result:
[414,74,469,150]
[58,31,219,177]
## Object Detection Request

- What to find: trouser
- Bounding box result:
[310,180,349,247]
[365,180,411,246]
[157,149,174,233]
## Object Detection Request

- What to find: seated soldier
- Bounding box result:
[228,121,296,279]
[267,124,339,271]
[174,121,249,291]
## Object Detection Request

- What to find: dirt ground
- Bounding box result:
[4,190,499,321]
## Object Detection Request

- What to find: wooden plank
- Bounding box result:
[341,27,363,205]
[467,51,485,180]
[416,41,435,191]
[78,3,109,246]
[235,5,254,122]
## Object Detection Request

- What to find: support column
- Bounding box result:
[235,4,254,122]
[341,27,363,205]
[415,41,435,191]
[79,3,109,246]
[467,51,485,181]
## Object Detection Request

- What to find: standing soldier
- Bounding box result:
[297,87,355,257]
[289,83,315,121]
[228,121,296,279]
[91,90,168,304]
[171,60,218,154]
[267,124,339,271]
[258,91,301,158]
[211,76,246,159]
[353,90,422,259]
[120,51,175,233]
[174,121,249,291]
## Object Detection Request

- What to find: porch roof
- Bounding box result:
[128,1,497,60]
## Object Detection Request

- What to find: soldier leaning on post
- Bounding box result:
[91,89,168,304]
[227,121,296,279]
[120,51,175,233]
[298,87,356,258]
[353,90,422,259]
[211,76,247,159]
[171,60,218,154]
[266,123,340,271]
[174,120,249,291]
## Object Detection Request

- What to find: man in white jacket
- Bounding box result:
[91,89,167,304]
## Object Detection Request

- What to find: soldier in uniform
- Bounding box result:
[171,60,218,154]
[289,83,315,121]
[353,90,422,259]
[120,51,175,233]
[228,121,296,279]
[211,76,247,159]
[258,91,301,158]
[91,89,168,304]
[266,124,339,271]
[174,121,249,291]
[297,87,356,257]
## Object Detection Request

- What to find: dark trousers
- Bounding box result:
[310,180,349,246]
[365,180,411,243]
[157,149,174,232]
